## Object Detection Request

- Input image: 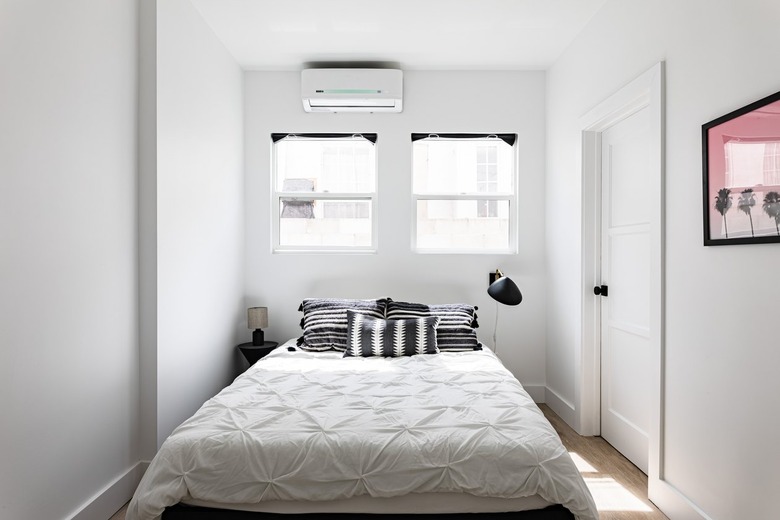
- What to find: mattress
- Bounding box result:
[127,340,597,520]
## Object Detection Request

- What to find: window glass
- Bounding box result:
[416,200,510,250]
[275,139,375,193]
[412,139,513,194]
[279,198,372,248]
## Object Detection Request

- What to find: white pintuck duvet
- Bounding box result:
[127,343,598,520]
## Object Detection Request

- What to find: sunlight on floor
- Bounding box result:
[568,452,598,473]
[568,451,653,513]
[584,477,653,512]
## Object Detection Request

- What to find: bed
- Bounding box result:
[128,292,596,520]
[127,337,597,520]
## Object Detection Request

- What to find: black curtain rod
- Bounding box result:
[271,133,377,143]
[410,133,516,146]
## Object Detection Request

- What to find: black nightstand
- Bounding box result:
[237,341,279,366]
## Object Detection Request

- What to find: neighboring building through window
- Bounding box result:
[272,134,377,252]
[412,134,517,252]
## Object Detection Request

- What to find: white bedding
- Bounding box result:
[127,341,598,520]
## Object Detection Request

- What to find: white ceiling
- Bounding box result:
[190,0,608,71]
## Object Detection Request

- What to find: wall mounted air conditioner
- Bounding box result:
[301,68,403,113]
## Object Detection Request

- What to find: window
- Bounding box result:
[412,134,517,252]
[725,138,780,188]
[272,134,377,252]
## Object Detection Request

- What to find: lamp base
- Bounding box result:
[252,329,265,346]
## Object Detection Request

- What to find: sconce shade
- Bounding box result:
[247,307,269,329]
[488,277,523,306]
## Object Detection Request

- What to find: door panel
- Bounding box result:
[607,327,651,433]
[609,229,650,329]
[600,106,651,474]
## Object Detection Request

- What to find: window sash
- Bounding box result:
[412,194,516,253]
[274,138,376,194]
[411,139,514,196]
[273,195,377,252]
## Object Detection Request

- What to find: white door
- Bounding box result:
[599,106,651,474]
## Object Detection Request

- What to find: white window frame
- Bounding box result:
[411,135,518,254]
[271,134,378,254]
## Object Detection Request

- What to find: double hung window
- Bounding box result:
[411,134,517,253]
[272,133,377,252]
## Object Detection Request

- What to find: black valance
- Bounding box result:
[271,133,377,144]
[411,133,516,146]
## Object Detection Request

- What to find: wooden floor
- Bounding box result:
[539,404,667,520]
[108,404,666,520]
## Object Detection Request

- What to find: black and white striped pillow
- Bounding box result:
[385,300,480,351]
[297,298,388,352]
[344,310,440,357]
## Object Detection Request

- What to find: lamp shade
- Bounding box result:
[488,277,523,306]
[247,307,268,329]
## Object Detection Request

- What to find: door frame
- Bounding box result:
[578,61,669,502]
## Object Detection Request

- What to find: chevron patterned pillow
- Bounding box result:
[343,310,440,358]
[297,298,389,352]
[385,300,480,351]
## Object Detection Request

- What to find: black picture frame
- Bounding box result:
[702,90,780,246]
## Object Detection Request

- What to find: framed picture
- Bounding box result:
[702,90,780,245]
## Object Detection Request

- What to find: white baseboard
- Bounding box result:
[67,461,149,520]
[523,385,546,403]
[650,478,713,520]
[544,386,577,429]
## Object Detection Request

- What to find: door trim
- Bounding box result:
[579,63,663,440]
[579,62,701,518]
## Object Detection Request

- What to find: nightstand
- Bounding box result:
[237,341,279,366]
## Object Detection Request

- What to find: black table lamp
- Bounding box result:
[487,269,522,355]
[248,307,268,346]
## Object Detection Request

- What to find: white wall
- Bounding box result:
[0,1,140,519]
[546,0,780,518]
[245,71,547,391]
[138,0,158,461]
[147,0,246,448]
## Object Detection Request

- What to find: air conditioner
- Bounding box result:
[301,68,403,113]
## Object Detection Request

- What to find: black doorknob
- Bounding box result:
[594,285,609,297]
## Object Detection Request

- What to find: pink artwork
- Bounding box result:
[703,91,780,245]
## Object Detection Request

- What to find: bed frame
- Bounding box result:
[162,503,575,519]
